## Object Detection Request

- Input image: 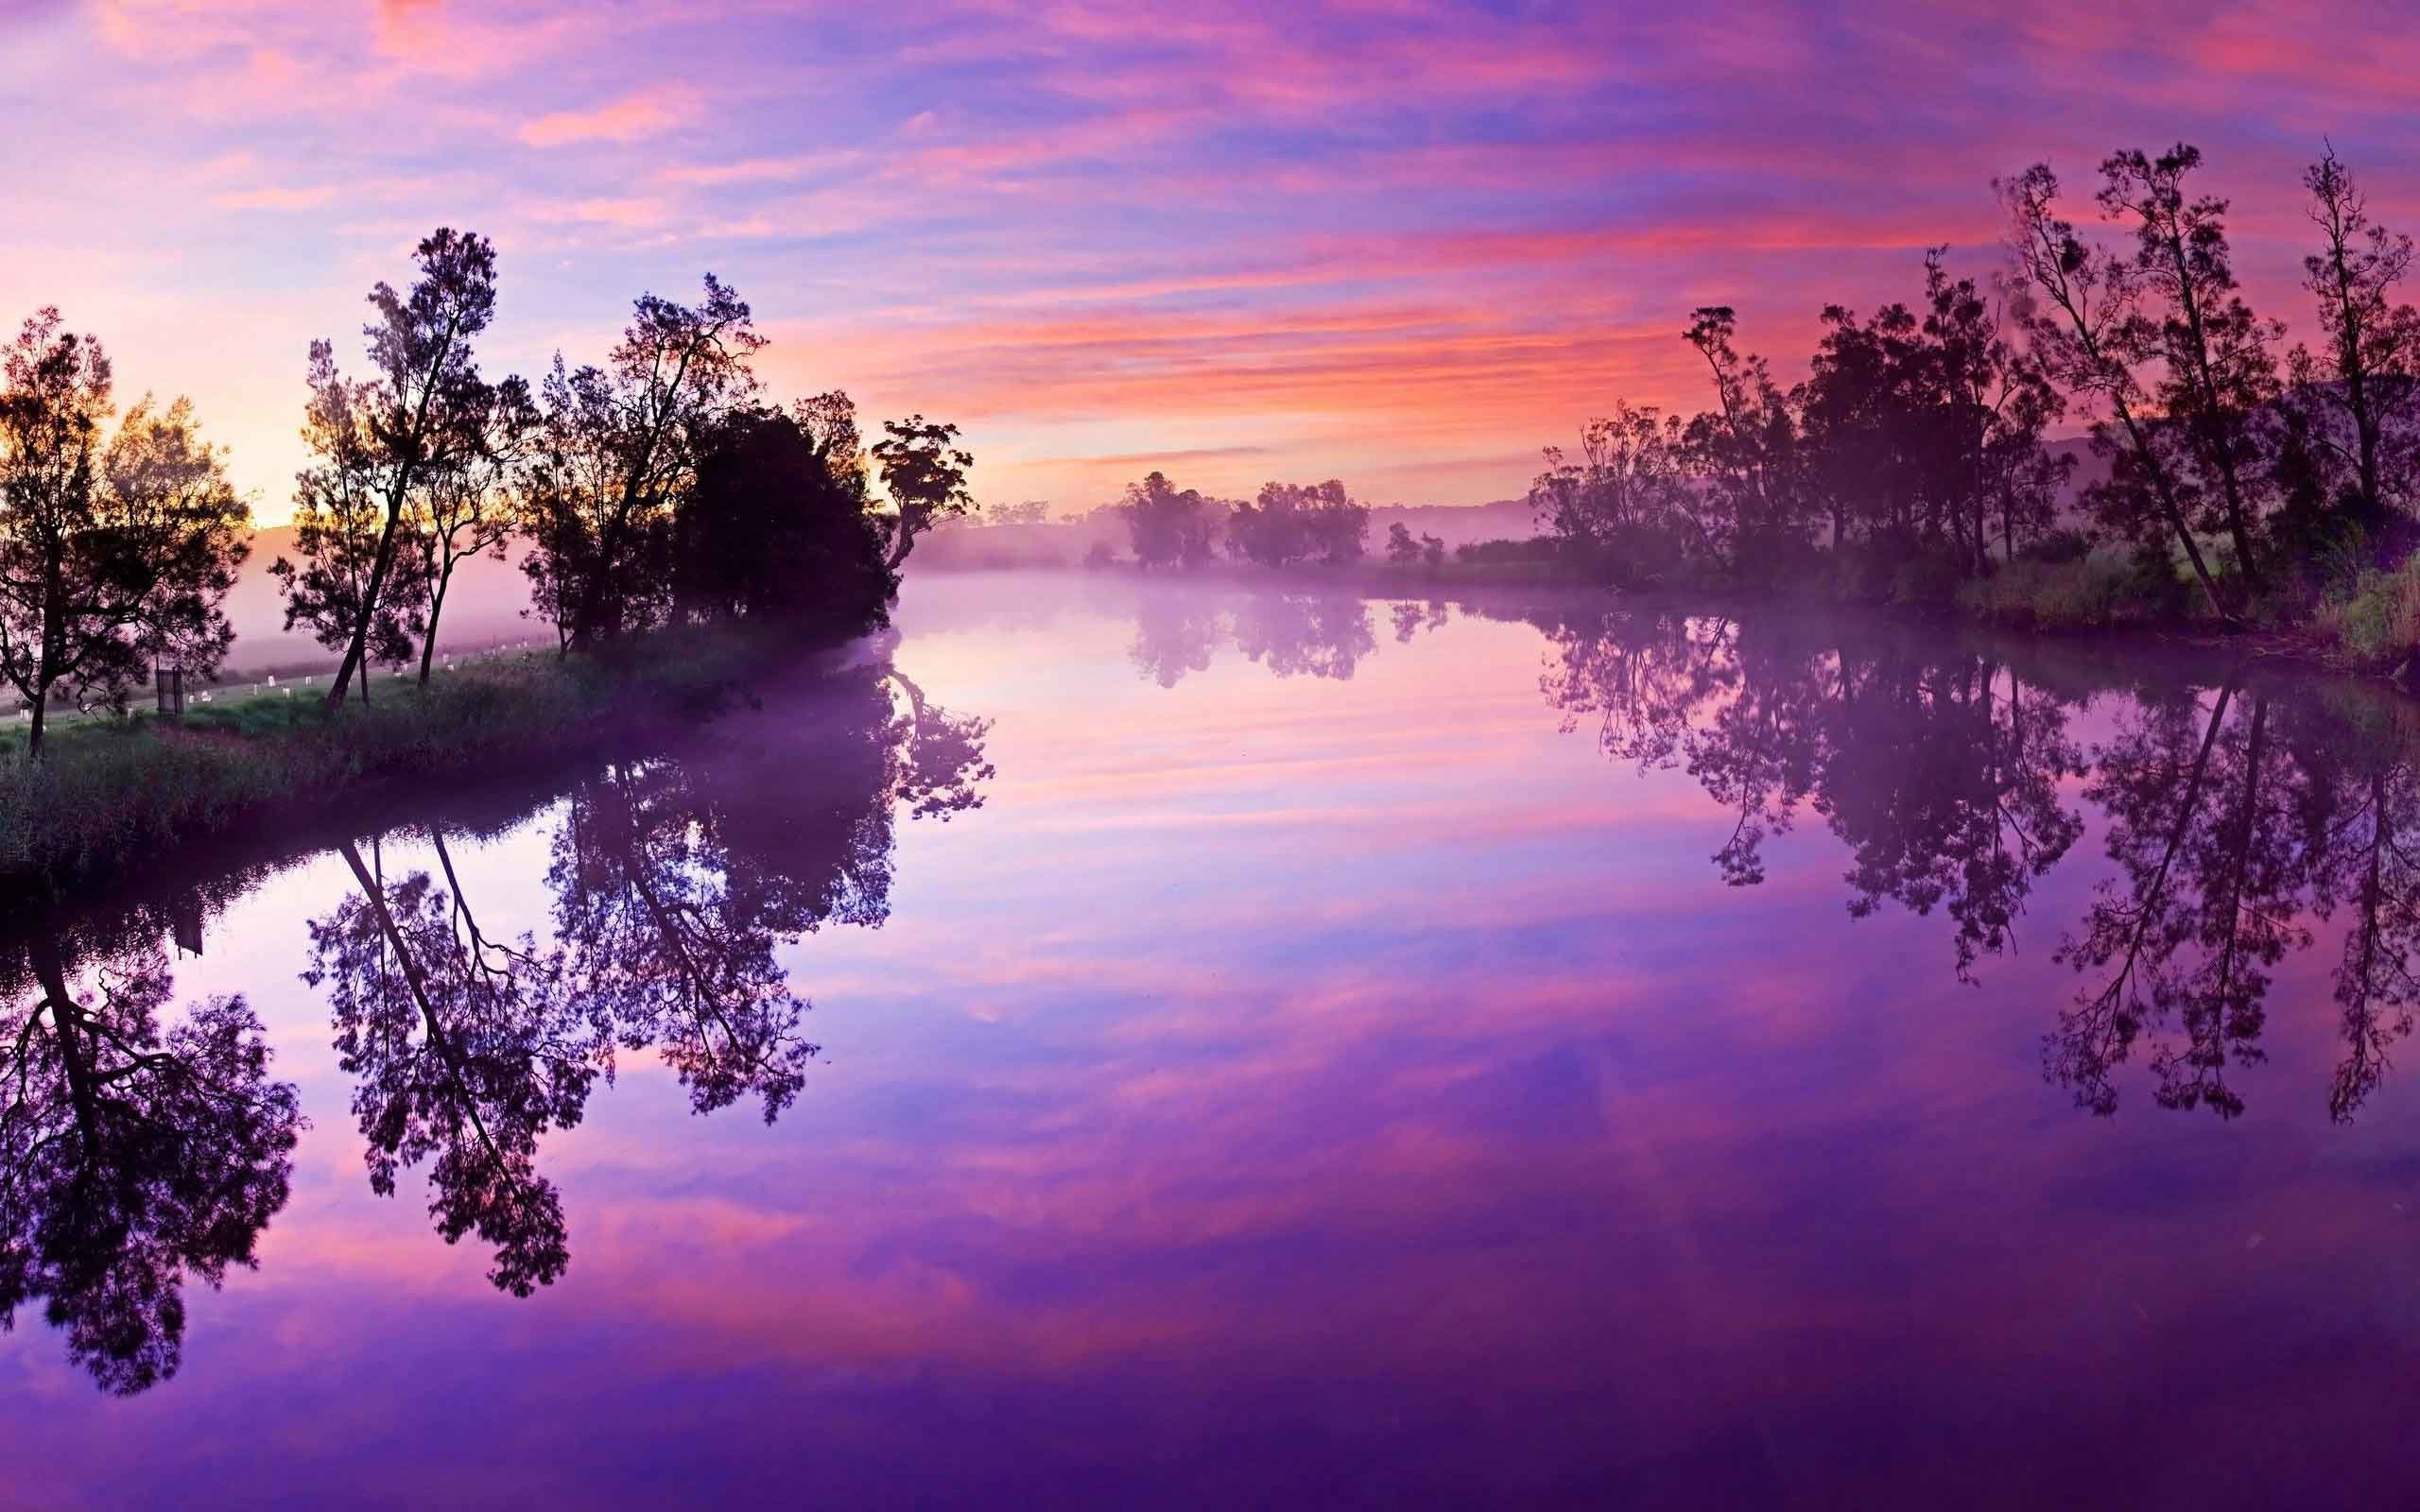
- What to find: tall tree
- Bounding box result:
[301,229,501,707]
[272,342,424,702]
[870,415,975,571]
[0,311,250,756]
[409,374,536,684]
[2098,146,2281,594]
[1681,307,1802,573]
[1999,164,2234,622]
[2290,145,2420,516]
[521,276,763,647]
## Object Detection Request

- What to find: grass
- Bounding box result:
[1954,547,2165,629]
[0,625,774,896]
[2315,555,2420,668]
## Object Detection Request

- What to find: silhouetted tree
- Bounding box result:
[2289,145,2420,518]
[674,400,893,633]
[275,341,425,702]
[521,276,764,647]
[288,229,504,706]
[2098,145,2280,594]
[410,373,537,684]
[0,311,250,755]
[871,415,975,570]
[1681,306,1804,576]
[0,936,298,1393]
[1999,163,2234,621]
[1120,471,1219,569]
[1530,404,1697,582]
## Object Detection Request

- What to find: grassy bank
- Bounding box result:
[0,624,786,897]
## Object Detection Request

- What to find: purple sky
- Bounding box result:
[5,0,2419,520]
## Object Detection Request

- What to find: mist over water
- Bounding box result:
[6,571,2420,1505]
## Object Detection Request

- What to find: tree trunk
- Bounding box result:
[419,561,455,686]
[26,685,46,760]
[328,503,403,707]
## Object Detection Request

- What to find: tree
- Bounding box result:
[2098,145,2281,594]
[870,415,975,570]
[1681,307,1804,576]
[272,341,425,701]
[0,936,299,1394]
[2290,145,2420,517]
[673,400,894,634]
[0,311,250,757]
[1530,404,1694,576]
[1998,163,2234,622]
[1119,472,1219,568]
[1227,479,1368,569]
[410,373,536,684]
[301,229,502,707]
[522,276,764,648]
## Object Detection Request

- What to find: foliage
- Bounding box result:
[1119,471,1219,568]
[520,275,765,647]
[674,402,894,634]
[0,311,250,757]
[870,414,975,569]
[1226,479,1368,569]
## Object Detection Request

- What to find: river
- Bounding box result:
[4,571,2416,1506]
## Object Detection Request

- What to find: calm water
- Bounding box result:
[8,572,2420,1507]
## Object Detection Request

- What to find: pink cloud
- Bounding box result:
[519,84,698,147]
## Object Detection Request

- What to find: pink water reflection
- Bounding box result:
[3,574,2417,1507]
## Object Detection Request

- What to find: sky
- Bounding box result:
[7,0,2420,524]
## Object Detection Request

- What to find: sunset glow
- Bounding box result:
[9,0,2418,519]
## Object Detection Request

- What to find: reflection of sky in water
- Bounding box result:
[6,573,2420,1506]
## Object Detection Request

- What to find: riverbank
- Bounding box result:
[0,623,819,899]
[1070,541,2420,689]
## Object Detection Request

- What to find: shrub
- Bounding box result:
[2317,556,2420,667]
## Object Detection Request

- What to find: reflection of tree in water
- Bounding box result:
[1825,654,2083,979]
[1528,607,2420,1117]
[1128,595,1219,688]
[1127,588,1388,687]
[2049,684,2307,1118]
[1540,610,2080,919]
[1235,592,1375,680]
[303,662,993,1292]
[1389,599,1448,644]
[308,835,596,1295]
[0,935,300,1393]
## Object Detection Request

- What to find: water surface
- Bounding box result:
[7,572,2420,1507]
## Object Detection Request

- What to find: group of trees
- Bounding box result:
[275,231,976,699]
[0,312,250,755]
[1517,599,2420,1121]
[1116,471,1372,570]
[0,226,978,756]
[1533,142,2420,618]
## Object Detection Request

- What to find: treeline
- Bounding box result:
[0,227,979,757]
[1527,143,2420,638]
